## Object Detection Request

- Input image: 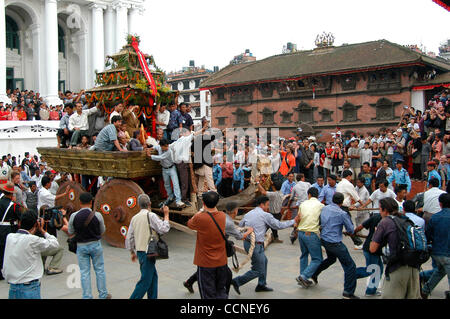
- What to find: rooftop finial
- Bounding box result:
[315,32,335,48]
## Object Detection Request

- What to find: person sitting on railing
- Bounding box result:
[68,102,99,148]
[56,103,74,148]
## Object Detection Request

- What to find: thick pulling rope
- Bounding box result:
[231,228,273,273]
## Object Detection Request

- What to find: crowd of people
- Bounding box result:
[0,87,449,300]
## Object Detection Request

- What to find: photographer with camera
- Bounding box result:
[1,210,59,299]
[37,205,65,275]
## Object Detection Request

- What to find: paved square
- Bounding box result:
[0,228,446,299]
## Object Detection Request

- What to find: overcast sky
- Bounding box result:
[140,0,449,73]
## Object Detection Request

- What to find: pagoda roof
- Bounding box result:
[200,39,450,89]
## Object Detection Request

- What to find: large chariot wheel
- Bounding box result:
[93,179,144,248]
[55,181,86,217]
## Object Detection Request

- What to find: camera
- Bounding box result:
[42,206,64,229]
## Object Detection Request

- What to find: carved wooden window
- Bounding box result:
[230,86,252,104]
[195,79,201,88]
[339,102,361,122]
[182,94,190,103]
[232,108,252,126]
[369,98,401,121]
[171,82,178,91]
[260,83,273,98]
[367,70,401,91]
[341,75,357,91]
[259,107,277,125]
[217,88,225,101]
[182,80,190,90]
[319,109,334,122]
[217,117,226,126]
[280,111,293,123]
[295,102,317,124]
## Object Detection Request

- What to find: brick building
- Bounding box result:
[200,40,450,138]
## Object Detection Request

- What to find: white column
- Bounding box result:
[128,5,142,36]
[44,0,62,106]
[104,6,115,58]
[90,3,105,75]
[114,3,129,51]
[0,0,10,103]
[30,24,42,93]
[77,31,89,90]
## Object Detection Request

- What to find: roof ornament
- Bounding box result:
[315,32,335,48]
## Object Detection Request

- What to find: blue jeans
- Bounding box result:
[130,251,158,299]
[313,239,357,295]
[9,280,41,299]
[356,250,383,295]
[77,241,108,299]
[233,241,267,287]
[420,257,438,282]
[422,255,450,295]
[298,231,323,280]
[162,166,181,203]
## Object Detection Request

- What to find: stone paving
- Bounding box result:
[0,228,446,299]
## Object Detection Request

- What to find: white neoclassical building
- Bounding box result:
[0,0,145,105]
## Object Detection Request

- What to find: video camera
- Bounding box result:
[42,206,64,229]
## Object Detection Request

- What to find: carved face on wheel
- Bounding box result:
[93,179,144,248]
[56,181,86,218]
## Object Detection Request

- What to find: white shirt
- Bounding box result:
[355,186,371,213]
[2,230,59,284]
[68,107,99,131]
[360,148,372,166]
[31,174,43,189]
[291,181,312,206]
[395,199,404,213]
[336,178,360,207]
[37,187,56,211]
[157,110,170,130]
[405,213,425,229]
[369,188,396,209]
[49,181,59,195]
[423,187,446,214]
[171,134,194,164]
[269,153,281,173]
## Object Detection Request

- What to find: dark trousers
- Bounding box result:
[313,239,357,295]
[303,167,313,183]
[176,162,190,201]
[0,225,16,280]
[270,213,282,239]
[197,265,229,299]
[187,266,232,295]
[412,163,422,180]
[232,180,241,195]
[57,129,72,147]
[130,251,158,299]
[220,178,233,198]
[341,206,363,246]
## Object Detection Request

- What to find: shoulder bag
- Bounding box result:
[146,212,169,260]
[67,210,95,254]
[206,211,239,269]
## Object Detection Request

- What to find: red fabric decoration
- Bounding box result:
[413,83,450,91]
[130,36,157,137]
[433,0,450,11]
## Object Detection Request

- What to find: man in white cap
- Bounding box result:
[392,128,406,167]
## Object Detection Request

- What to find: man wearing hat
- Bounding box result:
[426,161,442,189]
[0,182,21,280]
[232,161,244,195]
[392,128,406,167]
[387,159,411,193]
